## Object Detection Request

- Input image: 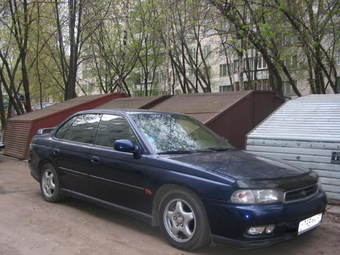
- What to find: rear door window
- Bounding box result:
[55,114,101,144]
[95,114,138,148]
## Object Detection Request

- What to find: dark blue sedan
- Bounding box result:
[29,110,327,251]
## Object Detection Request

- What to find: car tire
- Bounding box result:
[40,163,63,202]
[158,186,210,251]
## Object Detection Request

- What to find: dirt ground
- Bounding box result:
[0,155,339,255]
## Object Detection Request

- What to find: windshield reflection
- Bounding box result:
[130,113,232,154]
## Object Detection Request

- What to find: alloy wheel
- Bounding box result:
[42,169,56,198]
[163,199,196,243]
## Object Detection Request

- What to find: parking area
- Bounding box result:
[0,155,339,255]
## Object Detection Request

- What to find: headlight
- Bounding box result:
[230,189,283,204]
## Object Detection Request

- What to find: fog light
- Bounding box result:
[247,225,275,235]
[265,224,275,234]
[247,226,265,235]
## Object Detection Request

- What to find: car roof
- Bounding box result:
[76,108,186,116]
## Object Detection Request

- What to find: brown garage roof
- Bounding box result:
[4,93,125,159]
[12,94,109,121]
[150,91,253,123]
[97,95,171,110]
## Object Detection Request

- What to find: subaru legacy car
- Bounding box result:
[29,110,327,251]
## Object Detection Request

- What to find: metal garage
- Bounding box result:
[149,91,283,149]
[4,93,124,159]
[97,95,171,110]
[4,91,283,160]
[246,95,340,201]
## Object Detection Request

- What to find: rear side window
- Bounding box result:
[95,114,137,148]
[55,114,101,144]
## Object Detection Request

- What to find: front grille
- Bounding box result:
[284,184,318,202]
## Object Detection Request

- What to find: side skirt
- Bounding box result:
[61,188,153,225]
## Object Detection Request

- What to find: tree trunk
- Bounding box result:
[0,82,6,130]
[65,0,78,100]
[21,54,32,112]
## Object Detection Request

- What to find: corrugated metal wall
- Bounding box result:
[4,93,125,159]
[246,95,340,201]
[3,121,32,159]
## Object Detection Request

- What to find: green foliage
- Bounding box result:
[1,0,339,121]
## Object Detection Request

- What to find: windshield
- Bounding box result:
[130,113,232,154]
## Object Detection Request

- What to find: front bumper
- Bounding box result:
[206,190,327,248]
[211,231,303,248]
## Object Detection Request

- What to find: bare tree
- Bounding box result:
[51,0,111,100]
[0,0,33,113]
[158,0,214,94]
[271,0,339,93]
[209,0,304,96]
[88,0,145,96]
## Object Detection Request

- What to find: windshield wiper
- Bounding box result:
[158,150,194,155]
[208,147,231,151]
[193,147,231,152]
[158,147,231,155]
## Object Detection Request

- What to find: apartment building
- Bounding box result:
[77,21,340,98]
[169,34,340,97]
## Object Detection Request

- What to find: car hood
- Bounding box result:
[166,150,315,189]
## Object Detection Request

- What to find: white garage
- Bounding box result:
[246,95,340,201]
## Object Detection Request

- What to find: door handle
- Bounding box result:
[51,148,60,156]
[91,156,100,164]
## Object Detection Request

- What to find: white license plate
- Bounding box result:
[298,213,322,235]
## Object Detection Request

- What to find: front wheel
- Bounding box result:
[40,163,63,202]
[158,187,210,251]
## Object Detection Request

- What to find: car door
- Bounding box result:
[88,114,151,213]
[52,113,101,195]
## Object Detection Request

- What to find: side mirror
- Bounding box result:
[114,139,142,159]
[36,127,55,135]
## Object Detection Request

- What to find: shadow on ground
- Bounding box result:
[57,195,317,255]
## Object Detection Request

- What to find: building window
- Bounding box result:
[257,56,262,69]
[244,57,253,70]
[219,64,227,77]
[203,45,211,57]
[244,71,254,81]
[155,71,165,83]
[285,55,298,69]
[336,50,340,66]
[256,56,267,69]
[219,44,225,56]
[219,43,229,56]
[292,55,298,68]
[233,59,239,73]
[219,85,232,92]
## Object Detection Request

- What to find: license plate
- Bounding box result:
[298,213,322,235]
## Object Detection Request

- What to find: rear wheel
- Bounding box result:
[158,187,210,251]
[40,163,63,202]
